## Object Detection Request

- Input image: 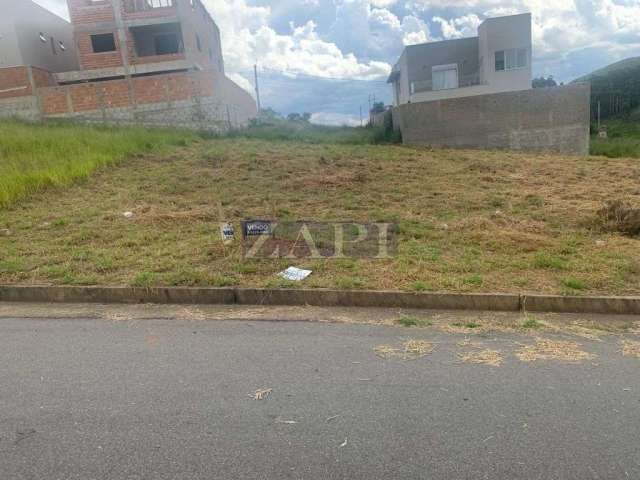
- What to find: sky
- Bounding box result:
[35,0,640,125]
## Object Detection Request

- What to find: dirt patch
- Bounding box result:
[516,338,595,363]
[375,339,434,360]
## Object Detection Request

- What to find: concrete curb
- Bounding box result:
[522,294,640,315]
[1,285,640,315]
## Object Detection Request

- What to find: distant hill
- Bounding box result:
[572,57,640,120]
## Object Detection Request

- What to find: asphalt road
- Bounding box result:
[1,316,639,479]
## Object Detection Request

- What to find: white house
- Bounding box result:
[388,13,532,105]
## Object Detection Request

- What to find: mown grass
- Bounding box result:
[1,122,640,294]
[590,118,640,158]
[0,121,196,207]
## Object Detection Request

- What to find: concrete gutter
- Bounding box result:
[1,285,639,315]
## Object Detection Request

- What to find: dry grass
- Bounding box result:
[375,339,434,360]
[456,338,484,348]
[598,199,640,236]
[458,349,503,367]
[621,340,640,358]
[2,134,640,294]
[251,388,273,400]
[516,338,595,363]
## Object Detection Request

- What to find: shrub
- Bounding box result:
[597,199,640,236]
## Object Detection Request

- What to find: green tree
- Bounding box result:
[532,76,558,88]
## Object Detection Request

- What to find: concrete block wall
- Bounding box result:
[37,69,256,130]
[0,96,41,121]
[392,84,591,155]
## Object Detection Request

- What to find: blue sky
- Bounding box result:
[37,0,640,125]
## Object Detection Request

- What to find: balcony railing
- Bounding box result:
[123,0,176,13]
[411,73,481,94]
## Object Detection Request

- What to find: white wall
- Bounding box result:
[478,13,531,95]
[391,13,532,105]
[0,0,77,72]
[0,21,21,68]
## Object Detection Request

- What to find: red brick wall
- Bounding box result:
[132,75,166,104]
[76,31,123,70]
[165,75,195,101]
[39,70,217,115]
[41,88,69,115]
[31,68,55,88]
[70,83,101,111]
[101,81,131,108]
[67,0,115,25]
[181,0,223,71]
[120,0,177,21]
[0,67,32,99]
[66,0,223,72]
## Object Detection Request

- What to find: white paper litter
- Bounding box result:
[123,211,135,219]
[279,267,312,282]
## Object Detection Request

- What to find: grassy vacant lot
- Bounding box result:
[0,121,195,207]
[1,121,640,295]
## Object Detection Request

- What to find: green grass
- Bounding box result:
[396,316,432,327]
[1,122,640,295]
[561,277,587,291]
[591,119,640,158]
[410,281,429,292]
[521,316,544,329]
[225,119,401,145]
[452,322,481,329]
[0,120,196,207]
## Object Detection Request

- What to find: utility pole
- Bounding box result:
[359,105,363,127]
[254,64,262,113]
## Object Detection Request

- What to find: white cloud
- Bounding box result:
[204,0,391,80]
[432,13,481,39]
[311,112,361,126]
[329,0,432,60]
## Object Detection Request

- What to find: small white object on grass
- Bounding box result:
[123,211,135,219]
[279,267,312,282]
[339,438,348,448]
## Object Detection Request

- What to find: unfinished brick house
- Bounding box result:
[0,0,257,130]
